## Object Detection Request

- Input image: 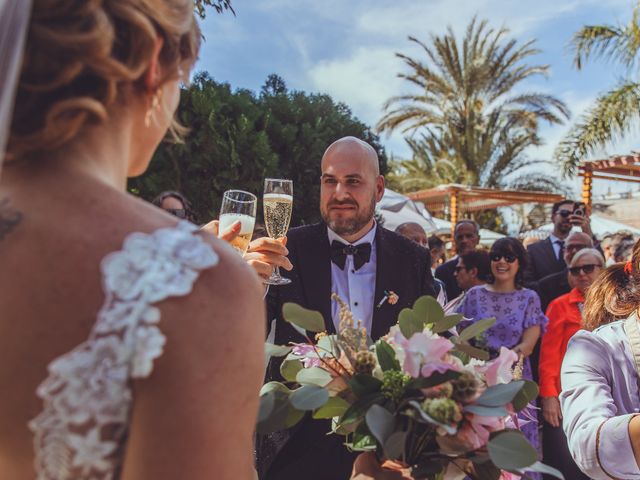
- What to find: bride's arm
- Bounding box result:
[120,240,265,480]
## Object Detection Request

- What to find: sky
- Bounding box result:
[196,0,640,198]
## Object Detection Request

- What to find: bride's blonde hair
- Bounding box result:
[7,0,200,161]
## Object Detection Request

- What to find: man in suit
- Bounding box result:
[260,137,436,480]
[537,232,593,312]
[435,220,480,300]
[523,200,594,287]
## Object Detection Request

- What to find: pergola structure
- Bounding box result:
[406,184,564,238]
[579,154,640,210]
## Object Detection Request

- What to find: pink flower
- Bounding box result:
[499,472,521,480]
[291,343,323,368]
[393,330,455,378]
[437,413,505,454]
[480,347,518,386]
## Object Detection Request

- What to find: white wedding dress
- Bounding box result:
[28,222,218,480]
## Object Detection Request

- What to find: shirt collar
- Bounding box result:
[549,233,564,244]
[327,221,377,246]
[568,287,585,304]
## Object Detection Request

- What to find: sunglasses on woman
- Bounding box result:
[568,264,599,276]
[490,253,517,263]
[165,208,187,219]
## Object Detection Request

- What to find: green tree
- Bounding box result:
[194,0,234,19]
[129,73,388,226]
[555,3,640,174]
[377,17,569,193]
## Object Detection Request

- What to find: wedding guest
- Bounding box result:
[152,189,197,222]
[604,231,634,265]
[395,222,446,302]
[0,1,265,479]
[428,234,447,271]
[436,220,480,300]
[560,241,640,479]
[614,236,636,262]
[539,248,604,480]
[523,200,594,287]
[457,237,547,477]
[445,249,490,312]
[260,136,436,480]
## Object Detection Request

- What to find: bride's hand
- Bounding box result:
[351,453,413,480]
[200,219,241,242]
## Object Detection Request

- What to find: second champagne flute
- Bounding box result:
[263,178,293,285]
[219,189,257,255]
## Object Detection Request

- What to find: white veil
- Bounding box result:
[0,0,32,175]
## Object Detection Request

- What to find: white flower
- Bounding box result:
[131,326,166,378]
[68,427,118,475]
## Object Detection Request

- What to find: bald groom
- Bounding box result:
[260,136,436,480]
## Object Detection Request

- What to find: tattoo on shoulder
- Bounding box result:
[0,197,23,240]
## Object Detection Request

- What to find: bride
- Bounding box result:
[0,1,266,478]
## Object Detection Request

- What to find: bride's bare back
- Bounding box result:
[0,1,264,479]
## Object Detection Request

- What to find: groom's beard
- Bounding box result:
[321,195,376,237]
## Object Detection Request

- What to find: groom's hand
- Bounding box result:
[244,237,292,281]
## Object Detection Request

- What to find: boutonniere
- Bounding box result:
[376,290,399,309]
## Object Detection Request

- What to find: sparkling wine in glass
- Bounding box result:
[219,190,257,255]
[263,178,293,285]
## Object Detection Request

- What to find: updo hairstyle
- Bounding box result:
[582,239,640,331]
[7,0,200,161]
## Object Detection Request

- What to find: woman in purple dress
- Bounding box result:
[458,237,547,476]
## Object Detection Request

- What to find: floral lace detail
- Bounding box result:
[29,222,218,480]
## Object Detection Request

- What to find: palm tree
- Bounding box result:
[555,3,640,175]
[377,17,569,192]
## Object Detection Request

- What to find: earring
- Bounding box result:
[144,88,162,128]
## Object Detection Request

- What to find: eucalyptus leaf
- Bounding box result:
[365,404,395,445]
[452,341,490,361]
[488,430,538,470]
[280,358,303,382]
[348,374,383,398]
[283,302,325,332]
[265,343,293,358]
[512,380,539,412]
[475,381,525,407]
[398,308,423,339]
[284,405,306,428]
[317,334,339,356]
[296,366,332,387]
[432,313,463,333]
[464,404,509,417]
[384,430,407,459]
[523,461,565,479]
[290,384,329,411]
[376,340,401,371]
[313,396,350,419]
[340,393,385,425]
[260,381,291,396]
[256,390,291,434]
[459,317,497,342]
[413,295,444,324]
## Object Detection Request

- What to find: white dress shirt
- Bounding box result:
[548,233,564,260]
[327,224,377,334]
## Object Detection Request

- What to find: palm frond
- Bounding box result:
[555,81,640,174]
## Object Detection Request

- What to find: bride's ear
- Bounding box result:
[143,36,165,93]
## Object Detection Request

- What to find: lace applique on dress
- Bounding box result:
[29,222,218,480]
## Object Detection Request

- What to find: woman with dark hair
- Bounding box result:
[457,237,547,473]
[152,190,197,223]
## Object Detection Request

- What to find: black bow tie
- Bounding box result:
[330,240,372,271]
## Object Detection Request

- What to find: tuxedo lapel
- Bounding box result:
[371,228,399,340]
[544,238,561,268]
[297,223,334,334]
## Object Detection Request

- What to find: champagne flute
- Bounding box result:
[219,190,257,255]
[263,178,293,285]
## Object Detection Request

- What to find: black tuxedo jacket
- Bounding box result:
[435,257,462,301]
[260,222,436,480]
[523,237,565,287]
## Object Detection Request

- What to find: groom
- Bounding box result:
[261,137,436,480]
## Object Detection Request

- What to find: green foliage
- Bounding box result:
[283,302,325,332]
[194,0,234,19]
[378,17,569,196]
[129,73,387,225]
[557,3,640,174]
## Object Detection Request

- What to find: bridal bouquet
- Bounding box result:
[258,295,562,480]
